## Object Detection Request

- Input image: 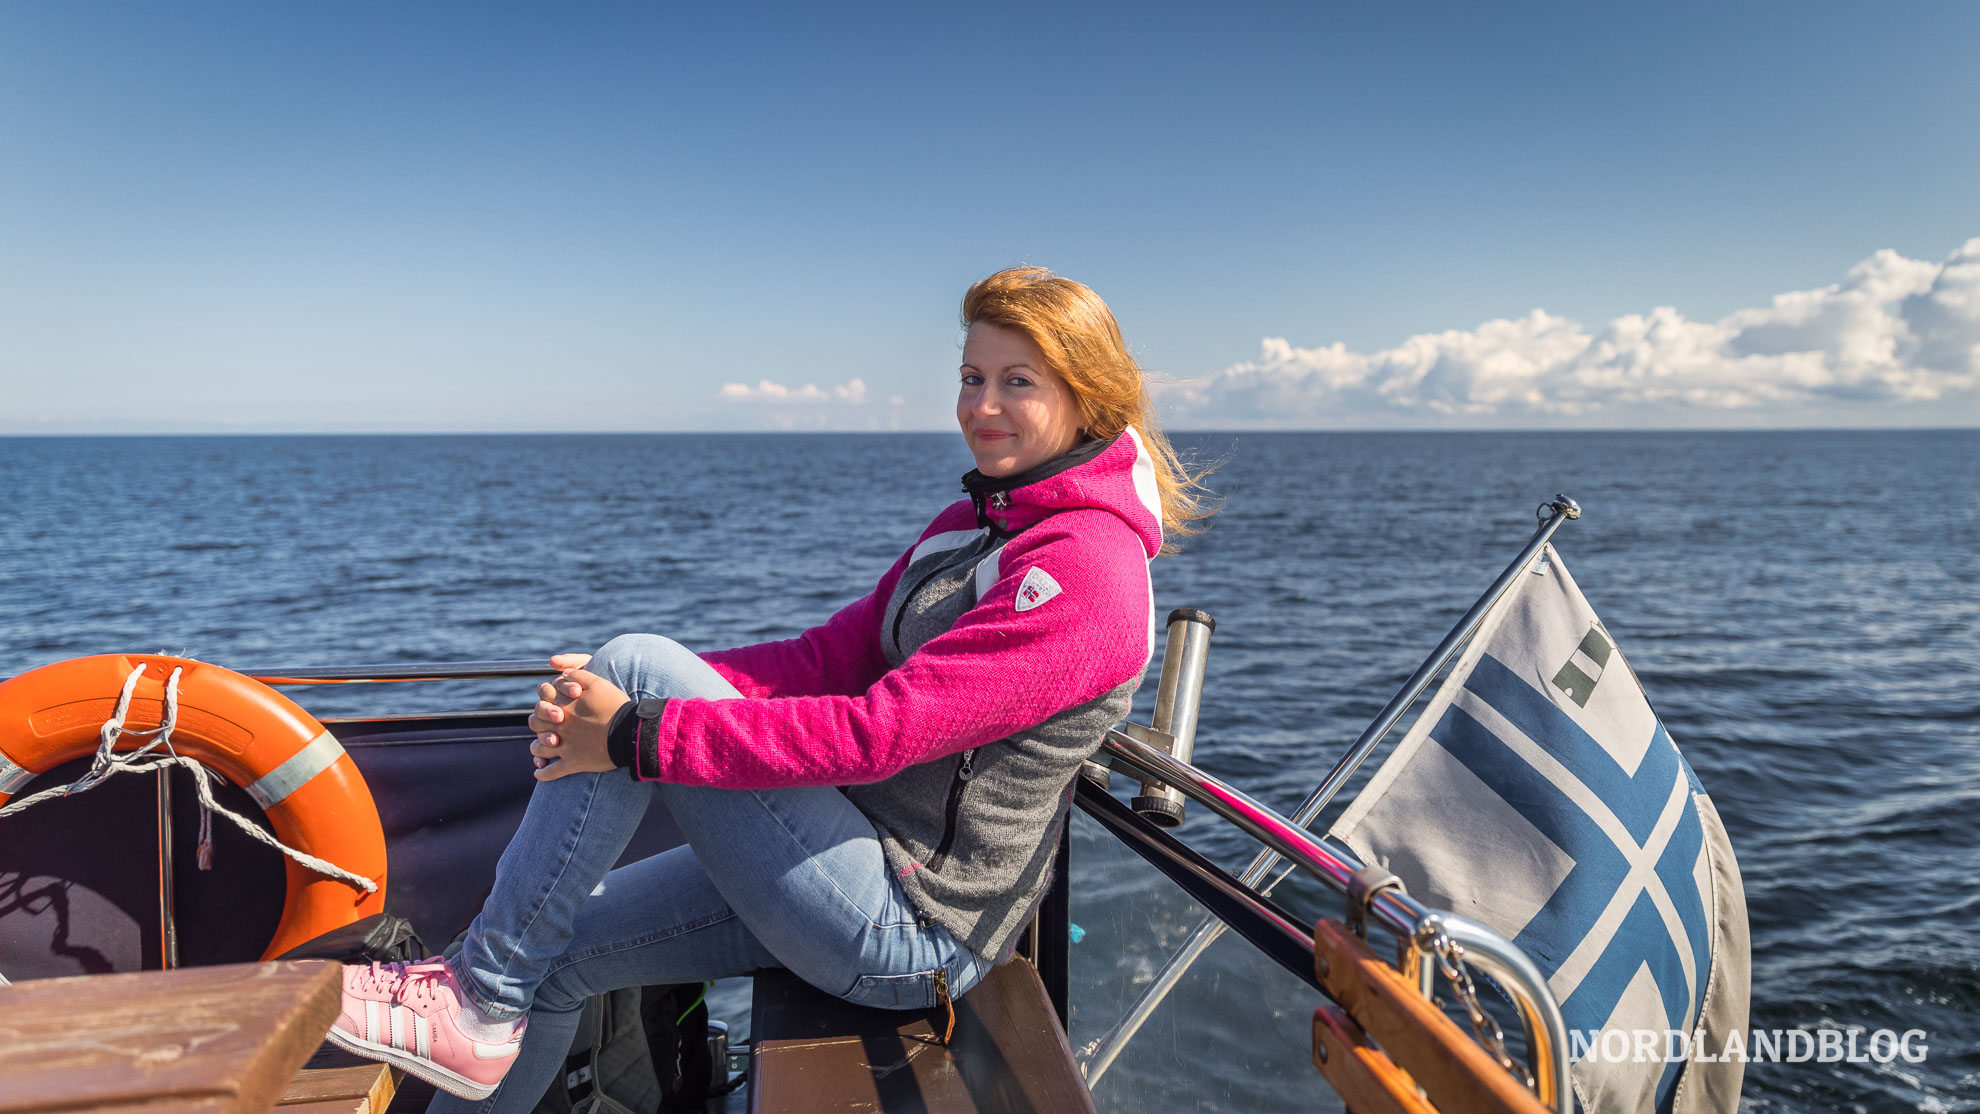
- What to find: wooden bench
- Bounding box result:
[0,960,340,1114]
[747,958,1095,1114]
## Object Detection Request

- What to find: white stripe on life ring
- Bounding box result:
[0,750,33,795]
[246,730,346,809]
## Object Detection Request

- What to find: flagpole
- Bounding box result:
[1080,494,1581,1086]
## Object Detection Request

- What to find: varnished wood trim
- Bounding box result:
[281,1063,400,1114]
[1313,1006,1438,1114]
[1314,920,1550,1114]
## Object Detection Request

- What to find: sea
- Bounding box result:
[1,430,1974,1113]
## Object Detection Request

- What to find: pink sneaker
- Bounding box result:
[324,958,524,1100]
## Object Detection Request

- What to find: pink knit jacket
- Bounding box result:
[639,430,1165,789]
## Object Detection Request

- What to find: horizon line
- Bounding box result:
[2,425,1975,439]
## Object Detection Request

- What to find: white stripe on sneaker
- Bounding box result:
[415,1014,431,1059]
[393,1004,414,1051]
[365,1000,382,1042]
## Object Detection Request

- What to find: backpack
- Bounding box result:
[533,984,715,1114]
[275,913,428,965]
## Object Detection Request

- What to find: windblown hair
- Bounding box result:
[961,265,1215,553]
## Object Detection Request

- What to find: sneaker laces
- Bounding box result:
[352,957,450,999]
[400,972,442,1010]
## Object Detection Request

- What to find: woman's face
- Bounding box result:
[957,322,1084,478]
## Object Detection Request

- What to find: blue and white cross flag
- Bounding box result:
[1328,546,1749,1114]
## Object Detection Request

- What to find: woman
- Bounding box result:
[325,266,1211,1109]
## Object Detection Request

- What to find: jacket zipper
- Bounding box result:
[924,748,975,874]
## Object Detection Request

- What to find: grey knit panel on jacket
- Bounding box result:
[844,533,1133,961]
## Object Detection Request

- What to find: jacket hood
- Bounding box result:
[959,428,1164,559]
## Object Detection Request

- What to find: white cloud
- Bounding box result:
[717,377,869,404]
[1165,239,1980,425]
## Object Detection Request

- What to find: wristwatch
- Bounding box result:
[605,697,669,780]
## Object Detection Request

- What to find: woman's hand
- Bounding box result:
[549,652,592,672]
[527,668,630,781]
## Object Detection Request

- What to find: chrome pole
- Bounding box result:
[1098,732,1421,945]
[1081,495,1580,1089]
[1131,609,1215,826]
[1087,731,1570,1113]
[156,768,178,969]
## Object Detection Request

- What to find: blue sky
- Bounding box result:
[2,2,1975,432]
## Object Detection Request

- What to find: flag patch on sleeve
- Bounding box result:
[1015,566,1062,612]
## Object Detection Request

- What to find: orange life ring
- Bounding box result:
[0,654,387,960]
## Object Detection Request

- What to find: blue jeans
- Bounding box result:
[433,634,991,1114]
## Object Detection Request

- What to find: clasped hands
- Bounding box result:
[527,652,632,782]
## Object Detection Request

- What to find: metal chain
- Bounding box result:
[1416,922,1535,1090]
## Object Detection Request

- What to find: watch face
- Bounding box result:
[636,697,668,717]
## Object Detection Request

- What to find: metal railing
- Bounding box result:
[1089,728,1573,1114]
[1074,783,1324,995]
[239,660,557,684]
